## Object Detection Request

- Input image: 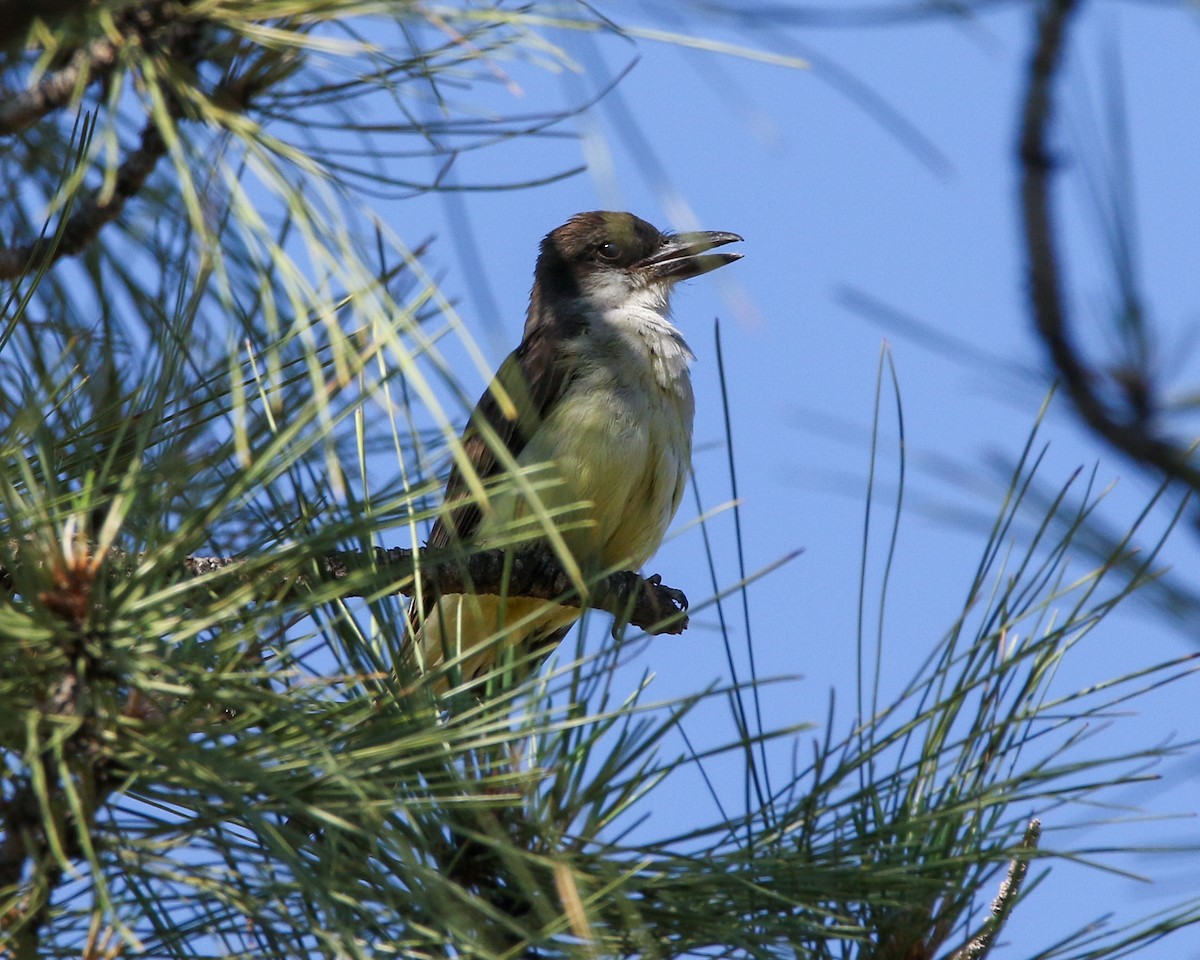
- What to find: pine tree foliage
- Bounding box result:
[1,2,1198,959]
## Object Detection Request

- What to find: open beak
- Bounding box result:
[637,230,744,282]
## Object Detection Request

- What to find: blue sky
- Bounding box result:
[358,3,1200,955]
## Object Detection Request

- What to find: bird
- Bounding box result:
[406,211,743,693]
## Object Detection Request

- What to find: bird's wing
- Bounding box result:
[425,326,575,549]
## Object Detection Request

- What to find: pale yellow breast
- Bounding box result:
[476,370,693,572]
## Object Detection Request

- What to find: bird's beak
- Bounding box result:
[637,230,744,282]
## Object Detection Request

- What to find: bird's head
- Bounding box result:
[531,211,742,315]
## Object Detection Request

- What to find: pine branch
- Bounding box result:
[0,541,691,635]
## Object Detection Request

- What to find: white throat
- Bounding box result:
[573,276,696,395]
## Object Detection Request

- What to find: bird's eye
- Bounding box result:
[596,241,622,262]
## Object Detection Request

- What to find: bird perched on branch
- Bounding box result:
[407,211,743,692]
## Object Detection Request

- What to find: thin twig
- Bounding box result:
[951,819,1042,960]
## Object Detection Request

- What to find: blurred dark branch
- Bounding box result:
[1018,0,1200,494]
[0,543,691,635]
